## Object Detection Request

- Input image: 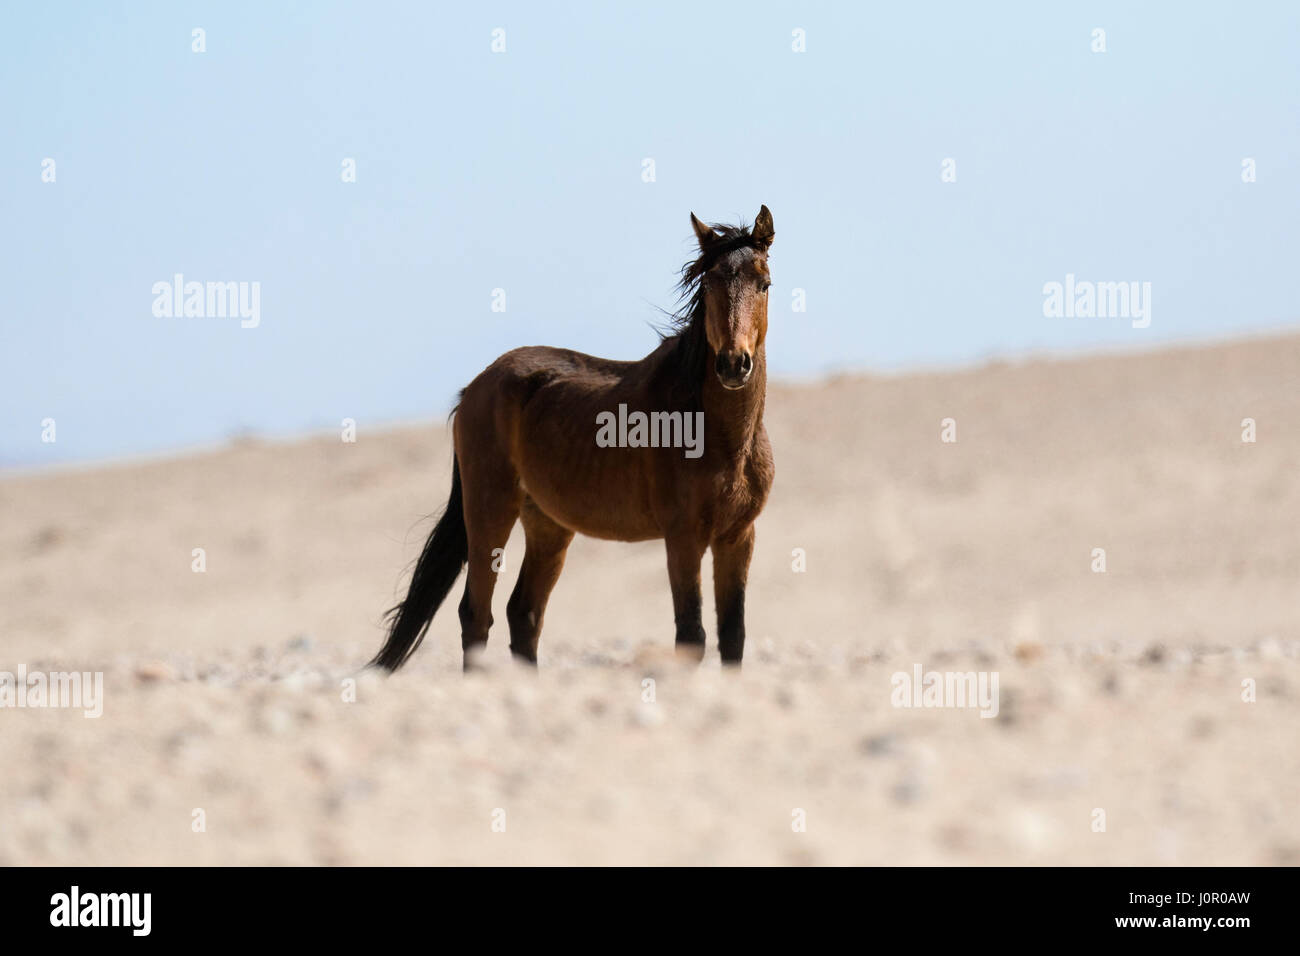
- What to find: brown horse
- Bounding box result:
[371,206,775,671]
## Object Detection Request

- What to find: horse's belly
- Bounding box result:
[518,469,661,542]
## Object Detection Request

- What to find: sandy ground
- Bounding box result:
[2,334,1298,866]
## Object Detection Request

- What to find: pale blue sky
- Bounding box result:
[3,1,1297,466]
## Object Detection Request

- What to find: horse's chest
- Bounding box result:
[710,455,772,534]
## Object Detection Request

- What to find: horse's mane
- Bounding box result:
[660,219,762,407]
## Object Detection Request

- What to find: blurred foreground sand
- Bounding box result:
[2,334,1298,865]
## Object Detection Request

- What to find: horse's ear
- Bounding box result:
[690,213,716,251]
[752,205,775,249]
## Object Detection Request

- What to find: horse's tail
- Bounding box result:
[370,454,468,671]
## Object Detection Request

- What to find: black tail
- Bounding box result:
[371,455,468,671]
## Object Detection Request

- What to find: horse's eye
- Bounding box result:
[760,281,771,292]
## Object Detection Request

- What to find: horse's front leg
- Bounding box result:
[711,525,755,665]
[664,533,707,661]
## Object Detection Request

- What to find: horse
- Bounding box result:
[371,205,776,672]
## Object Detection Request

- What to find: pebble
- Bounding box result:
[134,660,174,683]
[1014,641,1044,664]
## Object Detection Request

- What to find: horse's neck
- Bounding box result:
[703,351,766,458]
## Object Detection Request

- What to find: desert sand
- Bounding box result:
[2,333,1297,866]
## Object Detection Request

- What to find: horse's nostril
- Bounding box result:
[715,351,752,383]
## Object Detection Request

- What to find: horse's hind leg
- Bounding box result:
[506,497,574,665]
[456,457,522,670]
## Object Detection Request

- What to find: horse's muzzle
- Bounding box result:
[715,350,753,389]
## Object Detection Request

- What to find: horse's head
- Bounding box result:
[687,205,775,390]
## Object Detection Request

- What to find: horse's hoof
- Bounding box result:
[674,642,706,664]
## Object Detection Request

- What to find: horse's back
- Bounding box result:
[462,345,650,418]
[490,345,636,391]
